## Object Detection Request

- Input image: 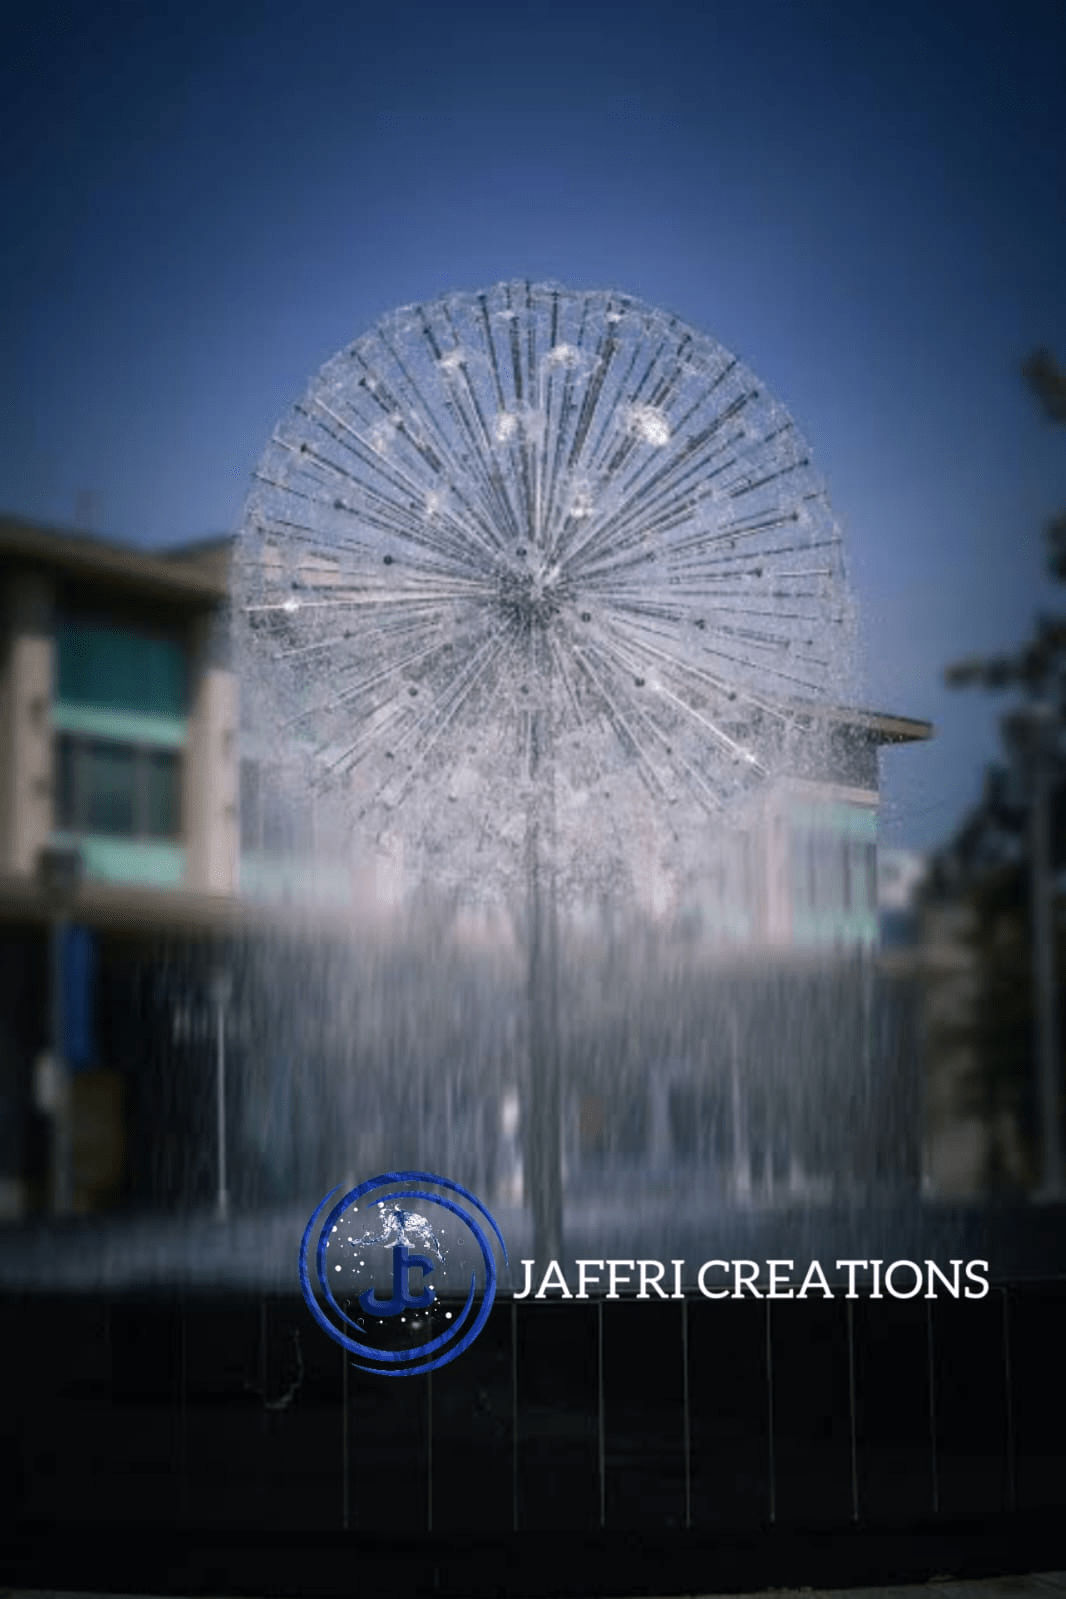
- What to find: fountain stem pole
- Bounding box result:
[526,688,563,1266]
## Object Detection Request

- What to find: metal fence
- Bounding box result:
[5,1282,1066,1592]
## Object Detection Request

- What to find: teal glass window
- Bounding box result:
[56,621,188,717]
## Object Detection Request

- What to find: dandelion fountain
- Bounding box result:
[234,280,856,1263]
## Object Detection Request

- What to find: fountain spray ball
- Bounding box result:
[235,281,856,898]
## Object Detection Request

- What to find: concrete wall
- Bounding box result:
[0,571,54,877]
[184,613,239,894]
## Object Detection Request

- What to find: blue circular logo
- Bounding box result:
[299,1171,508,1376]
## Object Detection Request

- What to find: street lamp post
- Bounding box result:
[210,969,232,1221]
[36,844,83,1216]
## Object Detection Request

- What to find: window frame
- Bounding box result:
[54,731,184,843]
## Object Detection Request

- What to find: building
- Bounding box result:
[0,512,932,1218]
[1,514,236,901]
[0,514,240,1218]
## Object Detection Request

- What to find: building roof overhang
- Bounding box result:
[781,700,934,746]
[0,514,227,605]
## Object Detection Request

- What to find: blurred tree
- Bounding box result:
[927,350,1065,1192]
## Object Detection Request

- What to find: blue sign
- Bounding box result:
[62,924,95,1071]
[299,1171,508,1376]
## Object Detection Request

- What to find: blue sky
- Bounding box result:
[3,0,1064,849]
